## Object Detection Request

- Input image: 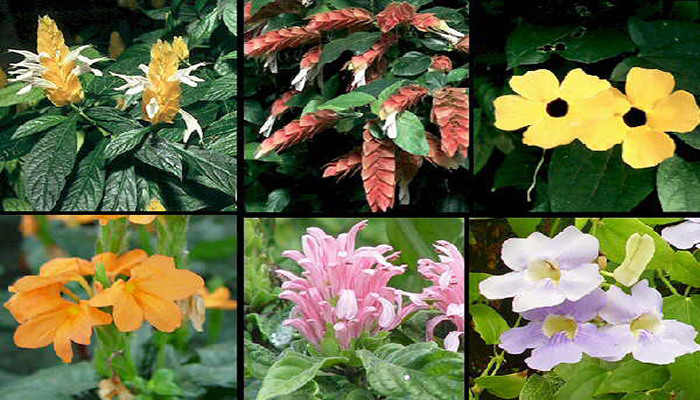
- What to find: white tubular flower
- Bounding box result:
[383,111,399,139]
[110,71,149,96]
[170,62,206,87]
[180,109,204,143]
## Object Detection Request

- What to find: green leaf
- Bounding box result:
[265,188,290,212]
[475,373,526,399]
[256,352,345,400]
[667,353,700,398]
[23,115,78,211]
[469,273,491,304]
[657,156,700,212]
[594,359,669,395]
[102,166,138,211]
[470,304,509,345]
[669,251,700,288]
[447,68,468,84]
[638,218,684,226]
[494,147,541,190]
[520,374,556,400]
[318,92,376,112]
[505,24,571,69]
[549,143,654,212]
[12,115,67,139]
[61,140,107,211]
[394,111,429,156]
[356,343,464,399]
[559,27,635,63]
[220,0,237,35]
[371,80,409,114]
[177,146,236,197]
[507,218,542,237]
[319,32,382,68]
[392,51,432,76]
[592,218,675,271]
[250,0,277,14]
[0,82,46,107]
[245,339,277,380]
[0,362,99,400]
[135,137,184,179]
[188,7,220,46]
[104,127,150,160]
[2,198,33,211]
[85,106,142,134]
[206,112,236,139]
[553,356,614,400]
[664,295,700,332]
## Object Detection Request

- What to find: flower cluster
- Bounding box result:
[276,220,412,349]
[7,16,208,144]
[479,226,700,370]
[493,67,700,168]
[4,250,204,362]
[414,240,464,351]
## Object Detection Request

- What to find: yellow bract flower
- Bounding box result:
[578,67,700,168]
[7,16,107,107]
[37,16,83,106]
[494,68,614,149]
[173,36,189,62]
[109,31,126,60]
[143,40,181,124]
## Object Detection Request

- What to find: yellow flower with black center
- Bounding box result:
[494,68,615,149]
[578,67,700,168]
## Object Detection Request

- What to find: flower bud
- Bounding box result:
[613,233,655,287]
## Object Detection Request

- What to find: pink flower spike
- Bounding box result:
[336,289,358,320]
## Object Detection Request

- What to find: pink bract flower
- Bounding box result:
[276,220,414,349]
[416,240,465,352]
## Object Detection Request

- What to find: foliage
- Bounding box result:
[0,0,236,211]
[470,217,700,400]
[473,0,700,212]
[244,218,465,399]
[244,0,469,212]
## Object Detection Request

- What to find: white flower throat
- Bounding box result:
[528,259,561,283]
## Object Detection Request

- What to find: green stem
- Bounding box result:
[155,331,169,370]
[549,218,561,237]
[96,218,130,254]
[95,325,138,383]
[71,103,111,137]
[657,270,680,296]
[526,149,546,203]
[600,270,614,278]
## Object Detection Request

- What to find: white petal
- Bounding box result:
[16,84,33,95]
[67,45,93,61]
[291,68,310,91]
[8,49,42,61]
[146,97,159,119]
[138,64,150,75]
[179,109,204,143]
[259,115,276,137]
[384,112,398,139]
[170,62,206,87]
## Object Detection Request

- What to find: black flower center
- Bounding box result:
[623,107,647,128]
[546,98,568,118]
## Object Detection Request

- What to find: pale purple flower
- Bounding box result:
[499,289,619,371]
[661,218,700,249]
[479,226,603,312]
[276,221,415,349]
[599,280,700,364]
[416,240,464,352]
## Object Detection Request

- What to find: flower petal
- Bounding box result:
[558,264,603,302]
[648,90,700,133]
[575,323,620,359]
[662,221,700,249]
[525,335,583,371]
[113,290,143,332]
[522,117,578,149]
[136,291,182,332]
[499,322,548,354]
[493,95,546,131]
[559,68,610,101]
[13,308,64,348]
[443,330,463,351]
[509,69,560,103]
[512,280,567,313]
[633,330,685,364]
[478,271,530,300]
[600,285,640,325]
[550,226,600,269]
[622,127,675,169]
[501,232,554,271]
[577,116,627,151]
[179,109,204,143]
[626,67,675,111]
[630,280,662,315]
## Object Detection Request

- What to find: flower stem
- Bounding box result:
[526,149,546,203]
[657,270,680,296]
[70,103,111,137]
[96,218,130,254]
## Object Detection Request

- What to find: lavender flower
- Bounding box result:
[599,280,700,364]
[479,226,603,312]
[661,218,700,249]
[499,289,620,371]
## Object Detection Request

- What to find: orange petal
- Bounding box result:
[88,280,127,307]
[4,285,64,323]
[128,215,157,224]
[137,267,204,301]
[13,305,70,348]
[114,249,149,276]
[135,291,182,332]
[52,323,75,363]
[92,252,118,274]
[40,257,94,277]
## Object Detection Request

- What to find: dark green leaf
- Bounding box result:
[104,127,150,160]
[85,106,142,134]
[265,188,290,212]
[548,143,654,212]
[506,24,572,69]
[135,138,184,179]
[319,32,382,68]
[559,28,635,63]
[657,156,700,212]
[23,115,78,211]
[220,0,236,35]
[470,304,509,345]
[61,140,107,211]
[102,166,138,211]
[12,115,67,139]
[394,111,429,156]
[392,51,432,76]
[474,373,526,399]
[176,146,236,197]
[0,83,46,107]
[257,352,345,400]
[318,92,376,112]
[0,362,99,400]
[187,8,219,46]
[520,374,556,400]
[594,359,669,395]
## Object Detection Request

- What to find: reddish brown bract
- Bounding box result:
[256,110,340,158]
[376,2,417,33]
[379,84,430,119]
[456,35,469,53]
[270,90,299,117]
[306,8,375,32]
[244,0,304,25]
[323,150,362,179]
[299,45,323,69]
[431,88,469,158]
[362,127,396,212]
[244,27,321,57]
[430,55,453,72]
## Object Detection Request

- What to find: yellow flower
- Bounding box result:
[109,31,126,60]
[7,16,107,107]
[578,67,700,168]
[493,68,614,149]
[172,36,189,62]
[110,40,206,142]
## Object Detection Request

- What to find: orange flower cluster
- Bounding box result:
[430,55,453,72]
[456,35,469,53]
[299,45,323,70]
[432,88,469,158]
[376,2,417,33]
[344,33,398,89]
[426,132,460,170]
[323,149,362,179]
[306,8,374,32]
[260,89,299,136]
[411,13,465,44]
[255,109,340,158]
[4,251,204,362]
